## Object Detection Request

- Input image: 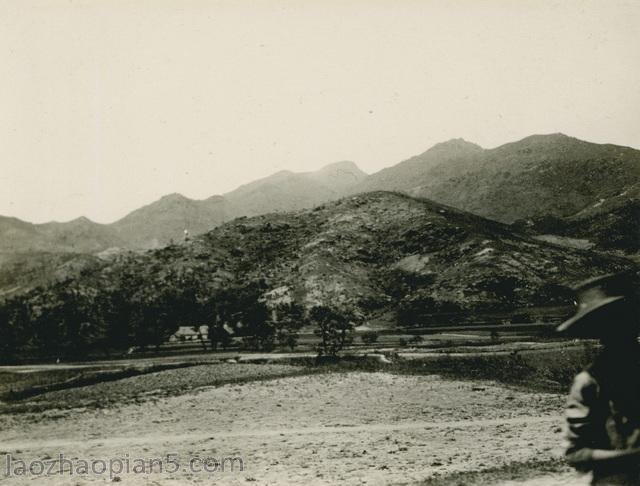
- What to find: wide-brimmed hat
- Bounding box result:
[556,272,637,336]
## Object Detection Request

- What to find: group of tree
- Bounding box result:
[0,275,357,363]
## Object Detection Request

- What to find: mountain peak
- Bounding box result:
[532,132,569,139]
[70,216,94,225]
[314,160,367,178]
[160,193,190,202]
[310,160,367,191]
[204,194,225,204]
[429,138,483,153]
[490,133,585,155]
[39,215,97,227]
[519,133,572,143]
[317,160,364,172]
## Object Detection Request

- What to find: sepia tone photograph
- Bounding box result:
[0,0,639,484]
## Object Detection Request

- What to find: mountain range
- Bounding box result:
[353,133,640,223]
[0,160,368,253]
[0,133,638,288]
[7,192,630,326]
[1,132,638,302]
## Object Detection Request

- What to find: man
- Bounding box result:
[559,272,640,485]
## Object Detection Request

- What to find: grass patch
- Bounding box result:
[394,347,595,393]
[414,458,570,485]
[0,362,198,402]
[306,341,599,393]
[0,369,89,396]
[0,363,314,414]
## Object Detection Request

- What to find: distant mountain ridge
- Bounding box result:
[418,134,640,223]
[224,160,366,219]
[0,215,124,253]
[352,138,484,194]
[1,133,638,254]
[110,193,229,249]
[352,133,640,224]
[0,160,367,252]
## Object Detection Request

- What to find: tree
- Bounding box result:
[96,286,136,356]
[310,306,354,358]
[0,298,29,363]
[20,281,107,359]
[214,279,275,352]
[128,282,180,352]
[59,285,106,358]
[273,303,306,351]
[240,299,273,351]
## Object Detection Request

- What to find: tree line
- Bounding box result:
[0,274,356,363]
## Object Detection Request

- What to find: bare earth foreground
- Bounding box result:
[0,367,589,485]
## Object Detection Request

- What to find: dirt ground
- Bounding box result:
[0,370,587,485]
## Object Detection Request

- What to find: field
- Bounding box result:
[0,338,597,485]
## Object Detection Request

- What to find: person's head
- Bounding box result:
[556,271,638,342]
[598,300,639,352]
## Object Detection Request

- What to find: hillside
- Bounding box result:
[521,199,640,255]
[224,160,366,218]
[110,194,229,249]
[0,216,123,253]
[566,199,640,253]
[0,216,52,253]
[0,251,101,298]
[352,139,483,194]
[350,134,640,225]
[37,217,125,252]
[349,134,639,254]
[410,134,640,223]
[12,192,628,326]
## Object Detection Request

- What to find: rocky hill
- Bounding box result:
[13,192,628,326]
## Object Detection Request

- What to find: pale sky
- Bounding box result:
[1,0,639,224]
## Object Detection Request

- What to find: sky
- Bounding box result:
[1,0,639,224]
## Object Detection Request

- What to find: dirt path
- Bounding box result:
[0,372,582,485]
[1,415,559,450]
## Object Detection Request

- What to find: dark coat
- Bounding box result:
[566,353,640,485]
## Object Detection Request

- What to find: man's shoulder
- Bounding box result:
[569,369,600,402]
[573,369,598,387]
